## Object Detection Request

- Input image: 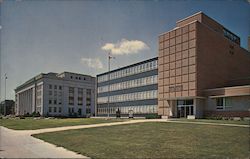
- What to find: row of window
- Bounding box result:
[48,106,62,113]
[98,60,158,83]
[49,84,62,90]
[97,90,158,104]
[49,90,62,96]
[216,97,232,110]
[98,75,158,93]
[98,105,157,114]
[70,75,86,81]
[49,99,62,105]
[48,107,91,115]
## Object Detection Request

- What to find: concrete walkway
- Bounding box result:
[18,119,250,136]
[0,126,87,158]
[0,119,248,158]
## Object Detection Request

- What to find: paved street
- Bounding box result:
[0,119,248,158]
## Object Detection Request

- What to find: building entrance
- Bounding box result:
[177,100,194,118]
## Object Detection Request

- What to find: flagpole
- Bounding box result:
[4,73,7,116]
[107,52,110,118]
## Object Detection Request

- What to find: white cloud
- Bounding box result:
[80,58,103,69]
[101,39,149,55]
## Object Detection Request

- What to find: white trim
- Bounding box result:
[205,85,250,91]
[16,84,35,94]
[159,20,198,36]
[164,96,205,100]
[176,11,203,24]
[209,93,250,98]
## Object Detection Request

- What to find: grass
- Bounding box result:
[171,118,250,125]
[34,122,250,158]
[0,118,126,130]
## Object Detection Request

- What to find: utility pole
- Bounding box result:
[4,73,7,116]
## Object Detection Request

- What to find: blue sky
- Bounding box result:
[0,0,249,100]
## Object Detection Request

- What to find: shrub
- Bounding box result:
[145,114,161,119]
[31,112,41,117]
[19,116,25,119]
[24,112,31,117]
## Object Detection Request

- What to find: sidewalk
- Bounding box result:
[0,126,88,158]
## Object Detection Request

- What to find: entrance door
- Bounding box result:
[177,100,194,118]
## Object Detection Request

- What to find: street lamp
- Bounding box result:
[4,73,7,116]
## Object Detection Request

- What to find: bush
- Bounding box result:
[31,112,41,117]
[24,112,31,117]
[145,114,161,119]
[19,116,25,119]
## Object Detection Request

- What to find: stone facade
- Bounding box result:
[15,72,96,117]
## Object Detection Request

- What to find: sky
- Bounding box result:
[0,0,249,100]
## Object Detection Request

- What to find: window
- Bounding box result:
[78,108,82,115]
[216,98,224,109]
[59,86,62,90]
[49,100,52,104]
[216,97,231,110]
[49,84,52,89]
[69,87,74,105]
[49,91,52,96]
[86,108,91,114]
[78,97,83,105]
[49,107,52,112]
[54,107,57,112]
[54,99,57,104]
[59,107,62,113]
[54,85,57,89]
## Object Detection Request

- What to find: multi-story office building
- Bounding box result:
[97,58,158,116]
[15,72,95,117]
[158,12,250,118]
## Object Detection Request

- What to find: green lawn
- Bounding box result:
[0,118,126,130]
[171,118,250,125]
[34,122,250,158]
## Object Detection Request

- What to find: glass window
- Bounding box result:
[216,98,224,109]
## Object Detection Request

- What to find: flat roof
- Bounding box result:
[97,57,158,77]
[15,71,94,91]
